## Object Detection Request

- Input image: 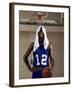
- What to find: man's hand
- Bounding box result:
[30,66,42,72]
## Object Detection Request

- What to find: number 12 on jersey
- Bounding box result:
[35,54,47,66]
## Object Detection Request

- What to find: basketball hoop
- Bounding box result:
[36,12,46,20]
[36,12,45,20]
[33,12,47,24]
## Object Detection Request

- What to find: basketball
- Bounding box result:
[42,68,52,78]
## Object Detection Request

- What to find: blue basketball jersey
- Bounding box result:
[32,47,49,78]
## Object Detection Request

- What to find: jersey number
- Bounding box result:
[35,54,47,65]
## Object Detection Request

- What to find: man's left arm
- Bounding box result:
[49,43,55,69]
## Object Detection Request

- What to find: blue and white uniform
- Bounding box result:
[32,47,49,78]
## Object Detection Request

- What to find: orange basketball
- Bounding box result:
[42,68,49,78]
[42,68,52,78]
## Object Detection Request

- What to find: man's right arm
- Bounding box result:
[23,42,34,72]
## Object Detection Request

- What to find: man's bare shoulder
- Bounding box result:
[48,42,52,48]
[29,41,34,49]
[30,41,34,46]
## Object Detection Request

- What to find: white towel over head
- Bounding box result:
[33,26,49,52]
